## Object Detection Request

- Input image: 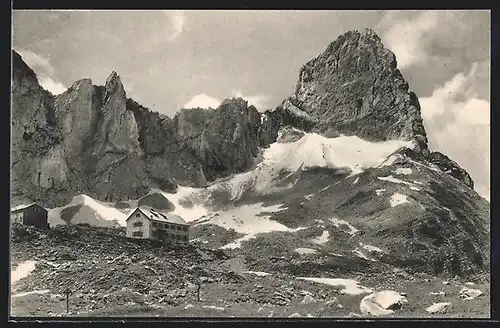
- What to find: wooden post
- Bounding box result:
[64,288,72,314]
[196,281,201,302]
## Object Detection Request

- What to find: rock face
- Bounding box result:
[10,28,479,206]
[11,50,263,207]
[173,99,261,182]
[280,29,427,145]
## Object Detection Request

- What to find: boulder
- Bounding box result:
[301,294,317,304]
[426,302,452,314]
[360,290,408,316]
[459,287,483,300]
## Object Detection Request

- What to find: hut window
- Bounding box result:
[133,231,143,237]
[133,221,143,227]
[135,213,140,217]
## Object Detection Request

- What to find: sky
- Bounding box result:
[11,10,490,200]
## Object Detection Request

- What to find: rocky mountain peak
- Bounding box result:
[220,97,252,110]
[283,28,427,152]
[104,71,126,99]
[360,27,382,39]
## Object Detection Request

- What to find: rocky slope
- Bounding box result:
[10,224,489,318]
[10,28,490,317]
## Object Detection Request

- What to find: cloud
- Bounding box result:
[162,11,186,41]
[15,48,67,95]
[38,77,67,95]
[232,90,272,111]
[183,94,221,109]
[420,61,490,201]
[377,11,490,74]
[377,11,440,69]
[183,91,273,111]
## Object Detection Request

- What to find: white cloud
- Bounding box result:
[163,11,186,41]
[38,77,67,95]
[183,91,273,111]
[232,90,272,111]
[377,11,440,69]
[183,94,221,109]
[420,62,490,201]
[14,48,67,95]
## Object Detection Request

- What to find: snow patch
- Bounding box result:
[378,175,414,186]
[49,195,131,227]
[200,203,303,249]
[77,195,129,225]
[202,305,226,311]
[375,188,386,196]
[330,252,346,257]
[190,238,209,244]
[330,217,358,235]
[12,289,50,298]
[430,291,446,296]
[295,248,317,255]
[353,248,376,261]
[389,193,409,207]
[243,271,272,277]
[310,230,330,245]
[395,168,412,175]
[157,187,209,222]
[360,243,385,254]
[304,194,315,200]
[352,177,360,184]
[297,277,373,296]
[263,133,413,176]
[378,174,420,191]
[11,261,37,286]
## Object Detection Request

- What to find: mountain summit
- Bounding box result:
[290,28,428,147]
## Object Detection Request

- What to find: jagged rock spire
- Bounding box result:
[104,71,126,100]
[286,28,428,151]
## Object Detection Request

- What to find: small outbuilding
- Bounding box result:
[126,207,190,243]
[11,203,49,229]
